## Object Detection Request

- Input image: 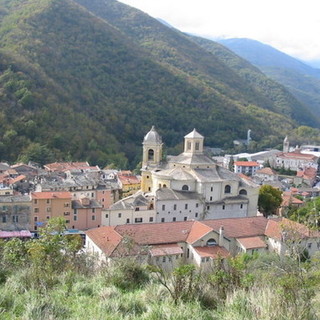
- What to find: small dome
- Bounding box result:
[143,126,162,144]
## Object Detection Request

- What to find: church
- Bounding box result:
[103,127,259,226]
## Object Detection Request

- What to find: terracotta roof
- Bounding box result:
[193,246,229,259]
[281,192,304,207]
[86,226,122,256]
[150,244,183,257]
[234,161,260,167]
[276,152,317,160]
[237,236,267,249]
[44,162,90,172]
[265,218,319,241]
[237,173,253,181]
[31,191,72,200]
[115,221,194,245]
[186,221,213,244]
[203,217,268,239]
[117,174,140,185]
[255,167,277,175]
[296,167,317,180]
[8,175,26,185]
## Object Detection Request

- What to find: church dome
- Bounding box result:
[143,126,162,144]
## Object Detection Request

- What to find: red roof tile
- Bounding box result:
[186,220,213,244]
[31,191,72,200]
[150,244,183,257]
[256,167,277,175]
[86,226,122,256]
[193,246,230,259]
[237,236,267,249]
[234,161,259,167]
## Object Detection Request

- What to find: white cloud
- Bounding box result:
[119,0,320,61]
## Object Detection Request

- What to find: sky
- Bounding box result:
[119,0,320,63]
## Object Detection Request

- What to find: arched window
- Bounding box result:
[224,185,231,194]
[148,149,154,161]
[163,184,167,188]
[239,189,247,195]
[206,238,217,246]
[182,185,189,191]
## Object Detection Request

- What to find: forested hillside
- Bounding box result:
[0,0,318,167]
[218,38,320,119]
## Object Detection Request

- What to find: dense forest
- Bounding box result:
[0,0,320,168]
[0,218,319,319]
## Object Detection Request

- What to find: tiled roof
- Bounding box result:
[117,174,140,185]
[86,226,122,256]
[44,162,90,172]
[186,221,213,244]
[255,167,277,175]
[203,217,268,239]
[237,236,267,249]
[276,152,317,160]
[281,192,304,207]
[234,161,259,167]
[8,175,26,185]
[193,246,229,258]
[150,244,183,257]
[115,221,194,245]
[31,191,72,200]
[296,167,317,180]
[265,218,319,241]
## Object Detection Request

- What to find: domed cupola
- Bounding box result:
[184,128,204,154]
[143,126,162,145]
[142,126,163,168]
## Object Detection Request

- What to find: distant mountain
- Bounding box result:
[218,38,320,118]
[0,0,319,167]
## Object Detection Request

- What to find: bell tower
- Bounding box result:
[141,126,163,193]
[283,136,290,153]
[184,128,204,154]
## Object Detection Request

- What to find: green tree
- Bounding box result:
[258,185,282,217]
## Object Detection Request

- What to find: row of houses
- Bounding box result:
[85,216,320,269]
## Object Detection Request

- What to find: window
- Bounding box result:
[201,257,205,263]
[185,204,188,210]
[74,216,77,221]
[207,206,210,210]
[126,218,130,224]
[308,243,312,249]
[91,193,94,197]
[118,213,122,218]
[173,204,177,210]
[135,217,143,223]
[34,217,38,222]
[46,199,50,204]
[210,196,212,201]
[92,215,95,221]
[207,239,217,246]
[210,186,213,192]
[34,208,39,213]
[196,203,199,208]
[195,212,198,218]
[46,216,50,220]
[34,199,37,204]
[195,142,200,150]
[64,203,70,207]
[240,204,243,209]
[162,256,166,263]
[66,220,70,223]
[64,212,70,216]
[12,216,18,223]
[161,218,165,222]
[92,208,95,213]
[148,149,154,161]
[182,185,189,191]
[184,217,187,221]
[187,141,191,150]
[105,214,109,218]
[224,185,231,193]
[173,217,176,222]
[135,207,140,211]
[239,189,247,195]
[46,207,51,212]
[2,216,6,223]
[149,217,154,222]
[222,205,225,210]
[162,205,165,211]
[168,256,172,262]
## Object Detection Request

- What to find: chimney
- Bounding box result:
[219,226,224,246]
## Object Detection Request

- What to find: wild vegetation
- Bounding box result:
[1,0,320,168]
[0,218,319,319]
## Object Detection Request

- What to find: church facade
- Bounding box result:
[103,127,259,226]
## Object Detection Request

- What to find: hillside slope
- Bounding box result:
[218,38,320,118]
[0,0,317,167]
